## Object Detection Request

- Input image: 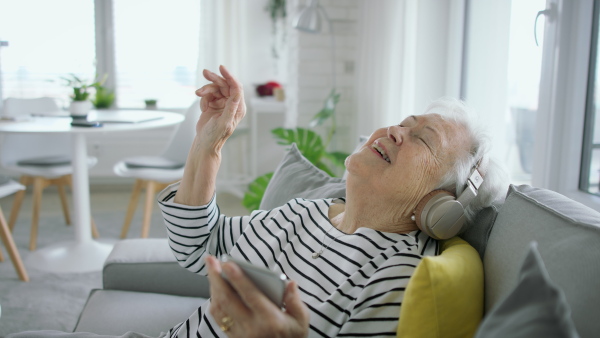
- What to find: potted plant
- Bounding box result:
[144,99,158,110]
[62,74,99,118]
[243,90,348,211]
[91,74,115,109]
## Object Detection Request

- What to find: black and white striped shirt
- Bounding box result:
[158,183,438,338]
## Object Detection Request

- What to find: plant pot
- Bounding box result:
[69,101,92,118]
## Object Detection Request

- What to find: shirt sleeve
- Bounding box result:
[157,182,258,275]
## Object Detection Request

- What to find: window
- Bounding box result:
[112,0,201,108]
[0,0,96,107]
[463,0,546,186]
[0,0,201,110]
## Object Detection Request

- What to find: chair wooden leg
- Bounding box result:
[121,179,143,239]
[8,176,29,231]
[57,176,71,226]
[91,218,100,238]
[29,177,46,251]
[0,206,29,281]
[141,180,158,238]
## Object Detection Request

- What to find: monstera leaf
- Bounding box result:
[271,128,325,165]
[242,172,273,212]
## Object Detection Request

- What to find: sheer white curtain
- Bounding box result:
[354,0,417,137]
[196,0,250,196]
[354,0,465,137]
[196,0,249,88]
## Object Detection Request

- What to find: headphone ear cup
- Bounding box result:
[414,190,465,240]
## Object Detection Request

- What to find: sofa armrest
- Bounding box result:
[103,238,210,298]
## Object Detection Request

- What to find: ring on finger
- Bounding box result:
[220,316,234,332]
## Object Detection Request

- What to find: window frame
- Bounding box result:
[580,0,600,193]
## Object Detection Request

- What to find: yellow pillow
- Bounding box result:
[397,237,484,338]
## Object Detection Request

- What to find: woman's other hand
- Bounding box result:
[195,65,246,154]
[206,256,310,338]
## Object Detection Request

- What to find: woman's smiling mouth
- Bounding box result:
[371,142,391,163]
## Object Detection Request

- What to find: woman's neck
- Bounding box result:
[329,183,418,235]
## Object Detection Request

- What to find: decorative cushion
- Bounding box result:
[475,241,579,338]
[260,143,346,210]
[459,202,503,260]
[484,184,600,337]
[397,236,484,338]
[17,155,71,166]
[124,156,184,169]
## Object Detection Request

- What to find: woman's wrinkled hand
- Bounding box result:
[194,65,246,154]
[206,256,310,338]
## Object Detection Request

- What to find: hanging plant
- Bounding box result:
[264,0,287,59]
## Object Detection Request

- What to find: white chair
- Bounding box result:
[0,97,99,251]
[0,176,29,281]
[113,100,201,238]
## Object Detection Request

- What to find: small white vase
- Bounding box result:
[69,101,92,118]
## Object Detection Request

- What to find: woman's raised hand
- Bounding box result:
[194,65,246,154]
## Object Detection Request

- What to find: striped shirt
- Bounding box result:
[158,183,438,338]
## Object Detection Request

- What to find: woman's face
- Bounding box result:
[345,113,470,206]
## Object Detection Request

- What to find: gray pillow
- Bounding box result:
[260,143,347,210]
[483,184,600,337]
[475,241,580,338]
[460,201,503,260]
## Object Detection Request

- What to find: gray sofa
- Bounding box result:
[73,146,600,337]
[74,183,600,337]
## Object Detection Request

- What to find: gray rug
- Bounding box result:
[0,200,168,337]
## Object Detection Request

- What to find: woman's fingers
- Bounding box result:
[219,65,243,96]
[221,261,278,314]
[206,256,250,320]
[283,281,310,325]
[196,83,223,98]
[203,69,230,97]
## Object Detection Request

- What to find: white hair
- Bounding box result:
[422,97,509,225]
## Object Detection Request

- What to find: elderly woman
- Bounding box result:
[157,66,506,338]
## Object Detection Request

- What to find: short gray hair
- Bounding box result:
[422,97,508,224]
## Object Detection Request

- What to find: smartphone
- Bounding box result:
[220,255,287,308]
[70,121,103,127]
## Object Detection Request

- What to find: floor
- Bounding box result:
[0,182,248,336]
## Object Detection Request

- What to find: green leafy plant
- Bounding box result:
[61,74,101,102]
[242,90,349,211]
[264,0,287,59]
[91,75,115,109]
[242,172,274,212]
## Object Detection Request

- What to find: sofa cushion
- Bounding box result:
[460,202,502,260]
[475,241,579,338]
[484,184,600,337]
[74,289,206,336]
[260,143,346,210]
[397,236,484,338]
[104,239,210,298]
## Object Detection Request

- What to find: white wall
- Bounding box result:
[286,0,360,157]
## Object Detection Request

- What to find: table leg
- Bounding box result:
[25,133,114,273]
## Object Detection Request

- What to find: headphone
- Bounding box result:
[413,162,484,240]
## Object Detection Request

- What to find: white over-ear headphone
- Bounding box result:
[413,162,484,240]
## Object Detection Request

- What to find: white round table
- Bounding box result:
[0,109,184,273]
